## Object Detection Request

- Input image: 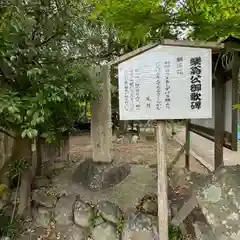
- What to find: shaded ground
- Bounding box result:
[18,131,208,239]
[45,133,182,212]
[70,133,181,166]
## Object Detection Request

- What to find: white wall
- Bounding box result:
[191,80,232,133]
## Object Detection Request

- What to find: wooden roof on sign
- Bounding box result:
[222,35,240,44]
[109,39,224,66]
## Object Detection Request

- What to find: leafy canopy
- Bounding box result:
[90,0,240,45]
[0,0,97,141]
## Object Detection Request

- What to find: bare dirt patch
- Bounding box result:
[70,133,181,166]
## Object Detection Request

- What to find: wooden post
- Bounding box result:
[156,120,168,240]
[231,52,240,151]
[185,120,190,170]
[168,142,186,172]
[214,67,225,170]
[171,194,198,226]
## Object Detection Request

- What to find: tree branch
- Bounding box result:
[35,32,62,47]
[0,127,16,139]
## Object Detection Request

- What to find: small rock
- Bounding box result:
[54,194,76,225]
[137,194,172,218]
[96,201,122,224]
[121,212,157,240]
[123,212,153,231]
[33,176,51,189]
[140,195,158,216]
[41,161,66,176]
[32,206,53,227]
[92,222,118,240]
[32,191,57,208]
[94,216,105,226]
[73,196,93,228]
[57,224,87,240]
[72,159,131,191]
[50,161,66,171]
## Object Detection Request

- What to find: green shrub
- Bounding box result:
[169,224,183,240]
[0,213,22,239]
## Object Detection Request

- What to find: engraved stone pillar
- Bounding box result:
[91,65,112,162]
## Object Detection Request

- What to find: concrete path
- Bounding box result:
[174,127,240,171]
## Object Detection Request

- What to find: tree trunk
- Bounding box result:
[35,137,42,177]
[0,133,5,172]
[0,133,9,201]
[0,134,14,196]
[16,137,33,218]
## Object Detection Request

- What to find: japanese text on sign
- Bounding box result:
[135,69,141,111]
[156,62,161,110]
[190,57,202,110]
[118,45,212,120]
[164,61,171,109]
[176,57,184,75]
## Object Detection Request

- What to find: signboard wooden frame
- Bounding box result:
[186,38,240,172]
[189,55,239,152]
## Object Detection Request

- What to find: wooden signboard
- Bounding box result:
[116,42,213,240]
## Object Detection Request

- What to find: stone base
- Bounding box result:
[72,158,131,191]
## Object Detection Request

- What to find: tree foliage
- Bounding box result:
[90,0,240,45]
[90,0,177,48]
[178,0,240,40]
[1,0,240,139]
[0,0,99,141]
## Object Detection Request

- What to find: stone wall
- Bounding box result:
[30,193,160,240]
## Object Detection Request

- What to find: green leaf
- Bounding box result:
[233,104,240,109]
[21,130,27,138]
[21,128,38,139]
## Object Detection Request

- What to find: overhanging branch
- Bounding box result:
[0,127,15,139]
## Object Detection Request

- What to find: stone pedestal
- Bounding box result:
[72,158,131,191]
[91,65,112,163]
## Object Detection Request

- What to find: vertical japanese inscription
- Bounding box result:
[134,69,140,111]
[129,69,134,111]
[146,96,152,109]
[164,60,171,109]
[123,68,140,112]
[176,57,183,75]
[124,70,129,111]
[190,57,202,110]
[156,62,161,110]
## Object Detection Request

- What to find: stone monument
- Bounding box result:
[73,65,130,191]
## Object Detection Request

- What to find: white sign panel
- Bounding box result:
[118,45,212,120]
